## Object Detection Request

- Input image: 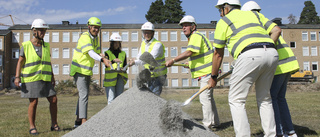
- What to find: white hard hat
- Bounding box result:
[215,0,241,9]
[179,15,197,26]
[141,22,154,31]
[31,19,49,29]
[110,33,122,41]
[241,1,261,11]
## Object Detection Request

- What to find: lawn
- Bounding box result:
[0,87,319,137]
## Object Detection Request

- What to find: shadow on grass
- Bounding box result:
[183,119,206,130]
[211,121,233,131]
[294,124,318,137]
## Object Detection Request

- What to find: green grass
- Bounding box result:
[0,89,319,137]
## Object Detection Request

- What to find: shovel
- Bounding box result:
[181,69,233,106]
[140,52,188,67]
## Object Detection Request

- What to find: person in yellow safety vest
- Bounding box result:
[208,0,282,136]
[242,1,300,137]
[103,33,128,104]
[14,18,60,135]
[70,17,111,128]
[165,15,220,129]
[128,22,167,95]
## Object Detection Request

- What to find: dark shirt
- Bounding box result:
[105,49,127,67]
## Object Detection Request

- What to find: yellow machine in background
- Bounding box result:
[289,70,314,82]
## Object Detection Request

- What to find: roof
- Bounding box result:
[0,30,11,36]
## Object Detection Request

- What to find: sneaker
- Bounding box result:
[284,133,297,137]
[74,120,81,128]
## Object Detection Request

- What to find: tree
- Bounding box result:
[163,0,185,23]
[298,1,320,24]
[288,14,297,24]
[145,0,166,24]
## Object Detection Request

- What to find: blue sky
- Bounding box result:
[0,0,319,29]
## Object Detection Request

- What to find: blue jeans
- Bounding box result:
[147,75,166,95]
[105,75,125,104]
[270,73,295,135]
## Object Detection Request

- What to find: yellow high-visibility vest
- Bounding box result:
[187,31,214,78]
[141,39,167,77]
[275,36,299,75]
[70,32,101,76]
[103,50,128,87]
[20,41,52,83]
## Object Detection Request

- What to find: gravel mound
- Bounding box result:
[63,86,217,137]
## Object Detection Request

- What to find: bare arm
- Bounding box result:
[14,56,25,87]
[208,48,224,88]
[165,50,193,67]
[269,26,281,44]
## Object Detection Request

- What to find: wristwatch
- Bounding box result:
[211,74,218,79]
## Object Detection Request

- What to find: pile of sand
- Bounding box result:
[63,86,217,137]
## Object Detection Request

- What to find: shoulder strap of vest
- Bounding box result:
[194,32,212,50]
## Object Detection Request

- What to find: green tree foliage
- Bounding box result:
[164,0,185,23]
[298,1,320,24]
[145,0,166,24]
[145,0,186,24]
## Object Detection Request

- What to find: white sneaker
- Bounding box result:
[284,133,297,137]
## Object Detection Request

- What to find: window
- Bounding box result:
[62,32,70,42]
[171,79,178,87]
[131,47,138,58]
[0,38,2,50]
[102,48,109,54]
[222,62,230,72]
[63,48,70,58]
[161,31,168,41]
[122,31,129,42]
[0,55,2,66]
[52,32,59,42]
[171,66,178,73]
[72,32,80,42]
[131,65,139,74]
[154,31,159,40]
[181,67,188,73]
[199,31,206,37]
[12,32,19,43]
[12,48,19,59]
[170,31,177,41]
[122,47,129,57]
[192,79,198,87]
[102,32,109,42]
[72,48,75,57]
[302,31,308,41]
[302,46,309,56]
[165,47,168,57]
[224,78,230,86]
[224,47,229,57]
[182,79,189,87]
[44,32,49,42]
[131,31,138,42]
[311,46,317,56]
[310,32,316,41]
[180,31,187,41]
[170,47,178,57]
[23,32,30,42]
[52,48,59,58]
[209,31,215,41]
[63,64,70,75]
[92,64,99,74]
[53,64,59,74]
[0,73,2,84]
[132,79,136,87]
[312,62,318,71]
[181,47,187,53]
[303,61,310,71]
[125,80,129,88]
[290,42,296,48]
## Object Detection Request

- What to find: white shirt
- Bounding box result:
[134,38,164,66]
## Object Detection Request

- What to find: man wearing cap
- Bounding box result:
[70,17,111,127]
[165,15,220,129]
[208,0,281,136]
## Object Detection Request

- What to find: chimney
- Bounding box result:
[210,21,217,26]
[272,18,282,26]
[62,21,70,25]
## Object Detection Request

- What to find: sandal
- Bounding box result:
[50,125,61,131]
[29,128,39,135]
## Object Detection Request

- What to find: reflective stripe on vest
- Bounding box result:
[188,32,213,78]
[274,36,299,75]
[103,50,128,87]
[70,32,100,76]
[142,39,167,77]
[20,41,52,83]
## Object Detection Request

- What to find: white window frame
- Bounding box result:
[165,47,168,57]
[312,61,318,71]
[62,48,70,58]
[224,47,229,57]
[131,47,138,58]
[181,47,187,53]
[161,31,168,41]
[182,78,189,87]
[121,31,129,42]
[0,73,2,84]
[171,79,179,87]
[23,32,30,42]
[63,64,70,75]
[311,46,317,56]
[12,48,19,59]
[170,31,177,41]
[12,32,19,43]
[53,64,59,75]
[209,31,215,41]
[62,32,70,42]
[44,32,49,42]
[52,48,59,58]
[191,79,198,87]
[131,31,138,42]
[170,47,178,57]
[72,32,80,42]
[154,31,159,40]
[302,31,308,41]
[122,47,129,57]
[0,38,2,50]
[199,31,206,37]
[92,64,99,74]
[171,66,178,73]
[180,31,187,41]
[131,65,139,74]
[52,32,59,42]
[303,61,310,71]
[222,62,230,72]
[102,31,109,42]
[310,31,317,41]
[302,46,309,56]
[0,55,2,66]
[224,78,230,86]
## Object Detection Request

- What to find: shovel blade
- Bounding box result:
[139,52,160,67]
